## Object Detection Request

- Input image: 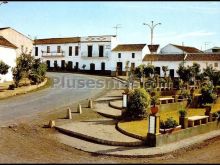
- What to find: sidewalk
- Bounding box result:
[53,77,220,157]
[55,128,220,157]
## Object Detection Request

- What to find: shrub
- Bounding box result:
[8,84,16,90]
[29,59,47,84]
[199,83,217,106]
[124,88,151,120]
[12,66,23,87]
[160,117,178,129]
[0,60,10,75]
[178,108,187,117]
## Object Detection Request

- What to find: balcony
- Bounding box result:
[42,51,65,57]
[81,51,109,59]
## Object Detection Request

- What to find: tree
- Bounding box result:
[162,66,169,78]
[29,59,47,84]
[0,60,10,75]
[143,63,154,78]
[203,65,220,87]
[176,62,193,88]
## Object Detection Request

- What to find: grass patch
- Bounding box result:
[118,105,206,138]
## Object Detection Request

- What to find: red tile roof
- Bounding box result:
[143,54,184,61]
[143,53,220,61]
[112,44,146,51]
[171,44,203,53]
[34,37,80,45]
[0,36,17,49]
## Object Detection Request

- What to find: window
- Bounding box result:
[214,63,218,67]
[118,53,121,58]
[47,46,50,53]
[75,46,79,56]
[88,46,92,57]
[57,46,61,53]
[99,45,104,57]
[69,46,72,56]
[54,60,57,68]
[35,47,38,56]
[132,53,135,58]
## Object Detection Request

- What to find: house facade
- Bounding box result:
[160,44,203,54]
[110,44,148,75]
[0,27,33,57]
[33,35,119,74]
[0,36,17,82]
[143,53,220,78]
[34,37,81,70]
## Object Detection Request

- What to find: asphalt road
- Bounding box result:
[0,72,111,126]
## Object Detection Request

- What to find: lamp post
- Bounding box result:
[143,21,161,45]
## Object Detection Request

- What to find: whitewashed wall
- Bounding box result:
[0,46,16,82]
[160,44,184,54]
[109,51,143,71]
[0,28,33,57]
[34,43,80,67]
[143,60,220,77]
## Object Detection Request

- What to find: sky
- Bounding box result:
[0,1,220,50]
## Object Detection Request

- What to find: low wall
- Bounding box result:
[0,78,48,99]
[147,120,220,147]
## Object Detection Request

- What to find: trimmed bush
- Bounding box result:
[124,88,151,120]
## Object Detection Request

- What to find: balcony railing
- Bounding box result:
[81,51,109,58]
[42,51,65,57]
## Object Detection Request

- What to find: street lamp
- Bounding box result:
[143,21,161,45]
[0,1,8,5]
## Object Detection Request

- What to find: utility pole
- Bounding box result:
[113,24,122,37]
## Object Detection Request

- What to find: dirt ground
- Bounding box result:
[0,103,220,164]
[0,86,220,163]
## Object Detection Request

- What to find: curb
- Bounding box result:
[116,122,146,141]
[109,100,123,110]
[55,126,145,147]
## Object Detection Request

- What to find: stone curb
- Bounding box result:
[116,122,146,141]
[109,100,123,110]
[57,129,220,158]
[95,111,121,120]
[55,126,145,147]
[112,77,127,84]
[0,78,48,99]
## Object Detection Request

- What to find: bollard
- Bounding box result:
[66,107,72,119]
[77,104,82,114]
[48,120,55,128]
[88,99,93,108]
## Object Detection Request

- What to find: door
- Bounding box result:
[67,61,73,71]
[61,60,65,69]
[169,69,174,78]
[117,62,123,75]
[46,60,50,69]
[101,62,105,71]
[155,67,160,76]
[90,63,95,71]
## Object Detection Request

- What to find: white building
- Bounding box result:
[0,36,17,82]
[160,44,203,54]
[110,44,148,75]
[143,53,220,78]
[34,37,81,69]
[204,47,220,53]
[33,35,118,74]
[78,35,117,72]
[0,27,33,57]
